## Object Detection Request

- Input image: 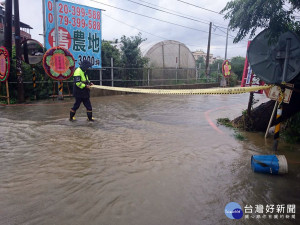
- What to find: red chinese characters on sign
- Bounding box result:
[0,46,10,82]
[48,27,72,49]
[52,54,69,74]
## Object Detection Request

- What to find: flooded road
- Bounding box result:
[0,93,299,225]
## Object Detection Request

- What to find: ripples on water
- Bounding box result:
[0,94,299,225]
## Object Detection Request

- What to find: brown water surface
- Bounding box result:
[0,93,299,225]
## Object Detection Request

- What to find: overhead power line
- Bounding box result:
[177,0,224,15]
[89,0,229,37]
[103,13,247,51]
[103,13,169,40]
[137,0,215,24]
[125,0,211,25]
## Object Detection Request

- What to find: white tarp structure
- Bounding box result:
[145,40,196,68]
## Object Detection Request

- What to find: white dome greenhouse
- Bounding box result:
[145,40,196,68]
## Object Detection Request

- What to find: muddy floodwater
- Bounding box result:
[0,93,299,225]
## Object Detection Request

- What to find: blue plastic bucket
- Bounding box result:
[251,155,288,174]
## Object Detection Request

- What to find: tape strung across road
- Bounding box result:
[91,85,272,95]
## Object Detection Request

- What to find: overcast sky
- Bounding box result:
[18,0,251,59]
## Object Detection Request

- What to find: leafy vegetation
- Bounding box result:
[221,0,300,143]
[230,56,245,80]
[282,112,300,143]
[217,117,246,140]
[217,118,233,127]
[221,0,300,43]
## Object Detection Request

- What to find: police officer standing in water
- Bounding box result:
[70,60,94,121]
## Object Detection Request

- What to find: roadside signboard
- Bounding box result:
[44,0,102,68]
[265,84,293,104]
[241,41,264,94]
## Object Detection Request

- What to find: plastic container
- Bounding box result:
[251,155,288,174]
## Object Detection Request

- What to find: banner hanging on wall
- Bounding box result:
[44,0,102,68]
[0,46,10,82]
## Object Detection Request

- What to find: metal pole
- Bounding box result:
[265,101,278,139]
[205,22,212,77]
[99,69,102,86]
[4,0,12,104]
[4,0,12,56]
[14,0,24,103]
[111,57,114,87]
[53,0,63,100]
[272,38,291,150]
[147,68,150,86]
[53,0,59,47]
[282,38,291,83]
[42,0,46,48]
[225,27,229,60]
[273,103,282,151]
[217,63,220,82]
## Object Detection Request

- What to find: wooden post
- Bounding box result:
[5,80,10,104]
[247,92,254,117]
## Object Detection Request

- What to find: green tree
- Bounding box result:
[101,40,122,67]
[230,56,245,80]
[120,33,148,68]
[119,33,148,86]
[195,56,205,68]
[221,0,300,141]
[3,45,51,102]
[221,0,300,43]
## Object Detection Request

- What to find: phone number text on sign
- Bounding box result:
[45,0,102,68]
[57,2,101,31]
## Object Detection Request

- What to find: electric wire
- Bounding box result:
[125,0,211,25]
[103,13,247,51]
[90,0,241,40]
[137,0,218,25]
[177,0,224,15]
[90,0,214,33]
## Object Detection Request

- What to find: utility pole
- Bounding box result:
[53,0,63,100]
[14,0,24,103]
[205,22,212,77]
[4,0,12,56]
[225,27,229,60]
[3,0,12,104]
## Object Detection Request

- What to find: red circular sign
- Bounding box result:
[0,46,10,82]
[48,27,72,49]
[43,46,75,80]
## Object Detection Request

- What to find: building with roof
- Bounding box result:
[0,3,32,45]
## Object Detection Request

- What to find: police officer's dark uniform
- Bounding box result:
[70,60,94,121]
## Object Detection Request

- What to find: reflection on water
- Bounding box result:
[0,93,299,225]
